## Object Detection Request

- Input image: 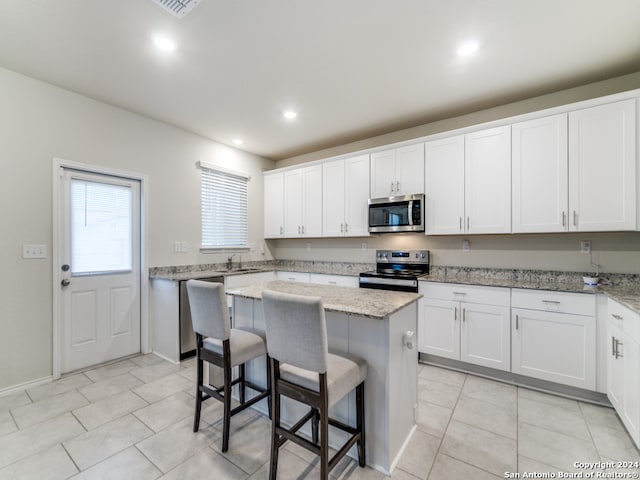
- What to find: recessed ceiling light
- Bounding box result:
[153,35,176,52]
[232,138,244,146]
[457,41,479,57]
[283,110,297,120]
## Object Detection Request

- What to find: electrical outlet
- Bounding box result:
[361,242,367,251]
[462,240,470,252]
[580,240,591,254]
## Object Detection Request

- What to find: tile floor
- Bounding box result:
[0,354,639,479]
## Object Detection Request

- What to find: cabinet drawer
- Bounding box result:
[309,273,358,288]
[608,298,640,343]
[419,282,510,306]
[511,289,595,316]
[276,271,310,283]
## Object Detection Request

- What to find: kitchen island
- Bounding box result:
[226,281,421,475]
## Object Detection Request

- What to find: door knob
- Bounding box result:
[61,279,71,287]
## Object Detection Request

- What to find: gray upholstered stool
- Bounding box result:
[186,279,270,452]
[261,289,367,480]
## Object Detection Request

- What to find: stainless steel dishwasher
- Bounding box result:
[179,276,224,360]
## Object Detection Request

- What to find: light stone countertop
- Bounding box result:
[226,280,421,320]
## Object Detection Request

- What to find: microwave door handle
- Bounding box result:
[408,200,413,225]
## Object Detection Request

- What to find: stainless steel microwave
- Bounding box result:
[368,194,425,233]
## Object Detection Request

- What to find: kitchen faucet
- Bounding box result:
[226,254,242,270]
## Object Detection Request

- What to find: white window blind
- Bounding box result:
[71,179,132,274]
[201,165,248,249]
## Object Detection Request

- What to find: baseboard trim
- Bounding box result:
[0,375,53,397]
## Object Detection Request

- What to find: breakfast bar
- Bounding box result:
[226,281,421,475]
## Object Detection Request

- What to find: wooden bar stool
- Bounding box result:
[186,279,270,452]
[261,290,367,480]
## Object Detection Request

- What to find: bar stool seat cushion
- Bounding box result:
[280,352,367,407]
[203,327,267,368]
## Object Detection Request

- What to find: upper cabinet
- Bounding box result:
[424,135,465,234]
[512,114,569,233]
[370,143,424,198]
[264,171,284,238]
[512,99,637,234]
[425,126,511,235]
[284,165,323,237]
[568,99,636,232]
[323,154,370,237]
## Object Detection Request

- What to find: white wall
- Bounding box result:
[0,67,274,390]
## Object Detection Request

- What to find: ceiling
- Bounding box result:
[0,1,639,160]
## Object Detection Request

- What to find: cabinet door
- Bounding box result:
[370,149,396,198]
[465,126,512,234]
[622,334,640,443]
[396,144,425,195]
[512,308,596,389]
[608,320,625,412]
[418,298,460,360]
[323,159,346,237]
[302,165,322,237]
[344,154,370,236]
[512,114,569,233]
[284,169,303,236]
[425,136,465,234]
[461,303,510,371]
[568,99,636,231]
[263,172,284,238]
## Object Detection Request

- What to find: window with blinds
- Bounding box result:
[201,165,248,249]
[71,179,132,274]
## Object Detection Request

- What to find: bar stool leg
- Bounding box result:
[269,359,280,480]
[222,345,232,452]
[311,409,319,444]
[239,363,246,404]
[356,382,366,467]
[193,335,204,433]
[319,374,329,480]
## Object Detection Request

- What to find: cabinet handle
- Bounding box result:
[611,313,623,320]
[573,210,578,227]
[466,216,470,230]
[542,300,560,304]
[280,226,283,235]
[302,225,305,234]
[615,339,624,359]
[454,307,457,321]
[459,217,462,232]
[396,181,400,192]
[345,223,348,233]
[328,281,337,285]
[612,336,616,357]
[453,291,467,297]
[516,314,519,330]
[462,308,466,322]
[340,223,344,233]
[391,181,395,193]
[562,211,566,227]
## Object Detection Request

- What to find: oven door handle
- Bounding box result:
[408,200,414,226]
[359,276,418,288]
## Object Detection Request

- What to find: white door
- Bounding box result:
[301,165,323,237]
[263,172,284,238]
[460,303,510,371]
[417,298,460,360]
[59,169,141,373]
[370,149,396,198]
[465,126,511,234]
[284,168,303,236]
[344,154,370,236]
[395,143,425,195]
[568,99,636,231]
[425,135,465,234]
[512,114,569,233]
[323,159,346,237]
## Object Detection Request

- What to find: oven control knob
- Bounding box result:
[421,253,426,258]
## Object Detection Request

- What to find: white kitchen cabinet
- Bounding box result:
[465,126,512,234]
[512,114,569,233]
[370,143,424,198]
[264,171,284,238]
[308,273,359,288]
[424,135,465,234]
[418,282,511,371]
[607,299,640,446]
[284,165,322,237]
[511,289,596,390]
[323,154,370,237]
[424,126,510,235]
[568,99,637,232]
[276,271,310,283]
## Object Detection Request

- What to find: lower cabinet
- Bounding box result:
[607,299,640,446]
[511,289,596,390]
[418,283,511,372]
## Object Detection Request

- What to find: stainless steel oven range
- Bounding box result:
[359,250,429,293]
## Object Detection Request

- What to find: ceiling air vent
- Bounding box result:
[151,0,201,18]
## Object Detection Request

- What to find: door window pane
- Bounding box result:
[71,179,132,274]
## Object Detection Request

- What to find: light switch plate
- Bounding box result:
[23,244,47,259]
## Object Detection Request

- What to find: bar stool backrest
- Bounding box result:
[262,290,328,374]
[186,280,230,341]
